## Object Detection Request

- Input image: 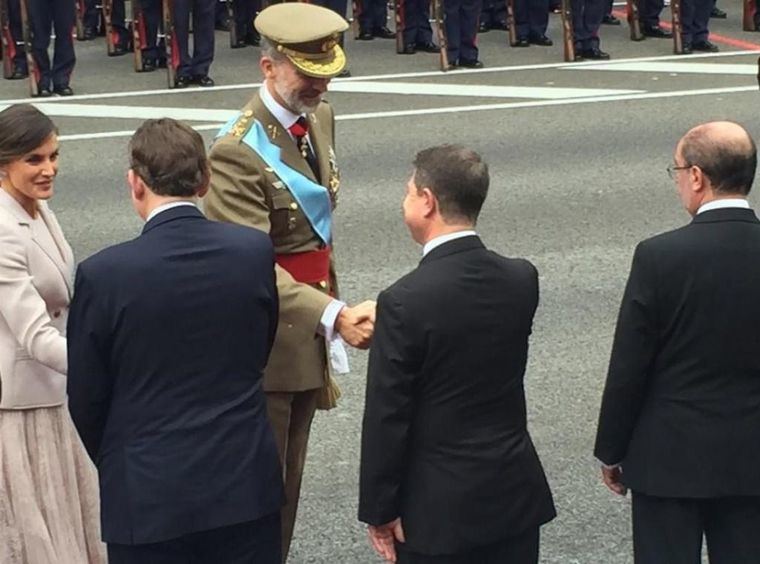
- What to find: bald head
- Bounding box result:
[677,121,757,196]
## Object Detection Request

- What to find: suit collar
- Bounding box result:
[250,93,329,186]
[142,204,205,234]
[691,207,759,225]
[419,234,484,265]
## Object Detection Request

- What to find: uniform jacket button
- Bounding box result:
[289,202,298,211]
[319,281,327,289]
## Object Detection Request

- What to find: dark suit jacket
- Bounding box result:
[67,206,284,545]
[595,207,760,498]
[359,235,556,556]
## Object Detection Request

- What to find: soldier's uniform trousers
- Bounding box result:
[172,0,215,79]
[444,0,480,63]
[398,0,433,47]
[358,0,389,33]
[515,0,549,40]
[6,0,27,73]
[680,0,711,45]
[29,0,76,90]
[570,0,604,50]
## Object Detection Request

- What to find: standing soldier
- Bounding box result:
[479,0,507,32]
[106,0,132,55]
[29,0,77,95]
[229,0,261,48]
[680,0,716,52]
[172,0,216,87]
[571,0,609,59]
[4,0,28,79]
[513,0,553,46]
[398,0,438,54]
[138,0,166,71]
[204,5,375,561]
[356,0,395,39]
[443,0,482,67]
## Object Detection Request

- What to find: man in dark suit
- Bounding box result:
[359,144,556,564]
[67,118,283,564]
[594,120,760,564]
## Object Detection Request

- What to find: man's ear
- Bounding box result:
[260,57,275,79]
[690,165,707,195]
[127,169,146,200]
[421,187,437,218]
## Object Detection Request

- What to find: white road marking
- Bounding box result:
[31,102,237,122]
[331,81,643,98]
[56,84,758,142]
[0,49,754,106]
[574,61,760,75]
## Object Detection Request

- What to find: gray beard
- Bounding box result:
[274,81,320,115]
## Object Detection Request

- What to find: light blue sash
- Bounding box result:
[239,120,332,245]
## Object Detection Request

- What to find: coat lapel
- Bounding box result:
[34,203,74,297]
[251,95,319,184]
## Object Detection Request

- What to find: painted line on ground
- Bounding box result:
[575,61,758,74]
[57,83,758,142]
[0,50,755,106]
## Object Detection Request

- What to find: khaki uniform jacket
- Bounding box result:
[204,92,340,393]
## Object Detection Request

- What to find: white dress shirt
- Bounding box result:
[145,201,198,223]
[423,230,478,257]
[697,198,750,215]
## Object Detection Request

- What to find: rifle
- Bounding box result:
[670,0,682,53]
[75,0,86,39]
[351,0,363,39]
[431,0,449,70]
[1,0,14,78]
[505,0,517,46]
[162,0,177,87]
[18,0,37,95]
[560,0,574,61]
[626,0,643,40]
[102,0,118,54]
[132,0,145,71]
[743,0,757,31]
[226,0,237,48]
[394,0,404,53]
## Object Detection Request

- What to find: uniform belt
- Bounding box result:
[275,247,331,287]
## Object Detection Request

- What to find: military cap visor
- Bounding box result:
[255,4,349,78]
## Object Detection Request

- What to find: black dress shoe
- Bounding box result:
[174,76,192,88]
[401,44,416,54]
[83,26,97,40]
[478,21,490,33]
[54,85,74,96]
[710,6,727,18]
[245,31,260,46]
[194,75,215,87]
[35,88,53,98]
[141,58,156,72]
[680,43,693,54]
[9,64,28,80]
[602,14,621,25]
[642,25,672,38]
[529,34,553,46]
[692,40,719,52]
[458,58,484,68]
[580,47,610,59]
[214,20,230,31]
[416,41,439,53]
[358,29,374,40]
[231,38,247,48]
[110,43,128,56]
[373,26,395,39]
[492,20,508,30]
[514,37,530,47]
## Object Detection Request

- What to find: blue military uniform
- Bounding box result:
[515,0,550,43]
[5,0,27,78]
[571,0,606,57]
[29,0,76,94]
[172,0,216,86]
[398,0,434,51]
[444,0,480,65]
[229,0,261,47]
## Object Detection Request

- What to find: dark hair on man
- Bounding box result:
[412,144,489,224]
[129,118,209,197]
[680,123,757,195]
[0,104,58,167]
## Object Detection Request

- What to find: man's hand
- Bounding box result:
[367,518,405,562]
[335,300,376,349]
[601,465,628,496]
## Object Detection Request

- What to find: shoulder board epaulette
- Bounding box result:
[215,109,255,142]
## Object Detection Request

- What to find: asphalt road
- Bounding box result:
[2,3,758,561]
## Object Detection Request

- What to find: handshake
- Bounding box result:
[335,300,376,350]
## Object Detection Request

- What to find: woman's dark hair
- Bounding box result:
[0,104,58,167]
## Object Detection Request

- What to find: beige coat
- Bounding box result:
[0,191,74,409]
[204,93,340,393]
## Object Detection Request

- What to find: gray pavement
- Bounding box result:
[2,2,759,561]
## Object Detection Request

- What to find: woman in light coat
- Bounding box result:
[0,104,105,563]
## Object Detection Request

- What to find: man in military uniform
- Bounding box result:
[571,0,609,59]
[29,0,77,95]
[203,4,375,561]
[4,0,28,79]
[172,0,216,87]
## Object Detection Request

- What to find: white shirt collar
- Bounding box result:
[697,198,750,215]
[145,201,197,223]
[422,230,478,257]
[260,84,303,131]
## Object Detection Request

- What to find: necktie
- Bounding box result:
[288,117,320,182]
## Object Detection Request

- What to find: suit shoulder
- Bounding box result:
[207,219,273,248]
[78,239,138,277]
[488,251,538,276]
[636,224,692,254]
